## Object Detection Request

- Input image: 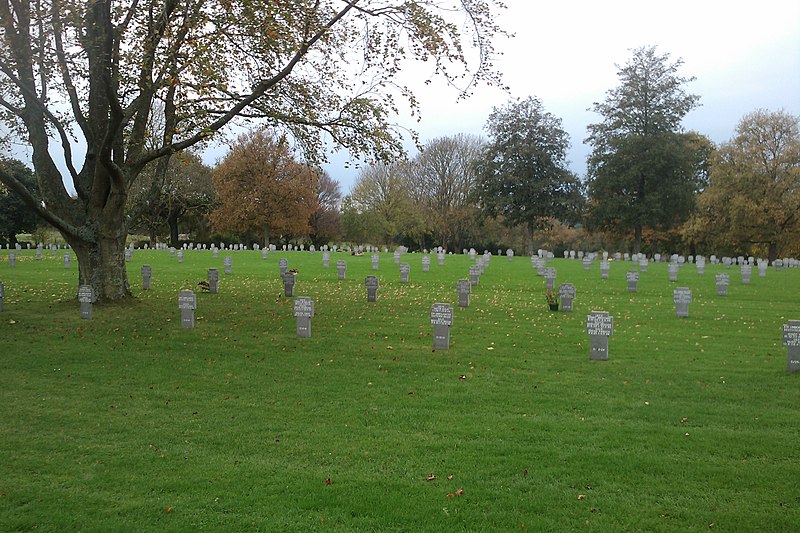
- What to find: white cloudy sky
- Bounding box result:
[323,0,800,193]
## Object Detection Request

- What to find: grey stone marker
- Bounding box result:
[125,249,132,262]
[740,264,752,285]
[544,267,556,290]
[365,275,379,302]
[293,296,314,338]
[322,251,330,268]
[774,259,784,271]
[223,255,233,275]
[782,320,800,374]
[558,283,576,312]
[758,261,767,277]
[371,254,379,270]
[600,260,610,280]
[399,263,410,283]
[0,280,4,312]
[586,311,613,360]
[78,285,94,320]
[430,302,454,350]
[696,259,705,275]
[282,271,296,297]
[35,247,42,261]
[582,256,592,271]
[639,258,648,272]
[673,287,692,318]
[393,251,401,264]
[668,263,678,282]
[715,273,730,296]
[422,255,431,272]
[207,268,220,293]
[456,278,471,308]
[177,250,184,263]
[279,258,288,275]
[469,264,480,286]
[141,265,152,290]
[507,249,514,262]
[437,252,445,267]
[336,259,347,280]
[64,253,71,268]
[262,248,268,260]
[178,290,197,328]
[213,247,219,258]
[9,253,16,268]
[626,271,639,292]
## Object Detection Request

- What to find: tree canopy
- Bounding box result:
[585,46,704,253]
[474,96,584,250]
[0,158,40,244]
[0,0,505,301]
[684,109,800,259]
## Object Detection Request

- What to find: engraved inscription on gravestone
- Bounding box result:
[293,297,314,338]
[400,263,410,283]
[558,283,576,312]
[207,268,220,293]
[279,258,288,275]
[224,256,233,275]
[715,273,730,296]
[600,260,610,280]
[783,320,800,374]
[282,271,296,297]
[740,264,752,285]
[430,302,454,350]
[668,263,678,282]
[372,254,379,270]
[322,251,330,268]
[544,267,556,290]
[586,311,613,360]
[456,278,471,308]
[336,259,347,280]
[673,287,692,318]
[422,255,431,272]
[469,264,480,286]
[78,285,94,320]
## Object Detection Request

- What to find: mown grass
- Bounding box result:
[1,248,798,531]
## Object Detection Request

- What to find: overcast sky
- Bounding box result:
[322,0,800,193]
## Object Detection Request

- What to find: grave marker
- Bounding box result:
[586,311,613,360]
[783,320,800,374]
[740,264,752,285]
[78,285,94,320]
[430,303,453,350]
[639,258,648,272]
[393,251,401,264]
[8,253,15,268]
[544,267,556,290]
[207,268,220,293]
[626,271,639,292]
[582,256,592,271]
[668,263,678,282]
[64,253,71,268]
[141,265,152,290]
[293,297,314,338]
[365,275,379,302]
[224,256,233,275]
[437,252,445,267]
[600,260,610,280]
[337,259,347,280]
[282,271,296,297]
[558,283,576,312]
[178,290,197,328]
[507,249,514,262]
[399,263,410,283]
[262,248,268,260]
[422,255,431,272]
[456,279,471,308]
[469,264,480,286]
[177,250,184,263]
[279,258,288,275]
[371,254,379,270]
[673,287,692,318]
[715,273,730,296]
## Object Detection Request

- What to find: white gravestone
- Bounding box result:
[715,273,730,296]
[544,267,556,290]
[279,258,288,275]
[224,256,233,275]
[422,255,431,272]
[399,263,410,283]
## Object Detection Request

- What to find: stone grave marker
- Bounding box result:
[399,263,410,282]
[582,256,592,271]
[125,249,132,262]
[544,267,556,290]
[757,260,768,277]
[673,287,692,318]
[371,254,379,270]
[626,270,639,292]
[586,311,613,360]
[224,256,233,275]
[639,257,648,272]
[178,290,197,328]
[623,253,630,262]
[8,253,15,268]
[282,271,296,297]
[213,247,219,258]
[740,264,752,285]
[293,297,314,338]
[469,264,480,286]
[507,249,514,262]
[336,259,347,280]
[78,285,94,320]
[393,250,401,264]
[558,283,576,312]
[430,303,453,350]
[322,251,330,268]
[64,253,71,268]
[262,248,268,260]
[437,251,445,267]
[696,258,705,275]
[774,259,784,271]
[422,255,431,272]
[141,265,152,290]
[600,260,610,280]
[35,246,42,261]
[207,268,220,293]
[365,275,379,302]
[668,263,678,282]
[783,320,800,374]
[456,279,471,308]
[177,250,184,263]
[279,258,288,275]
[715,273,730,296]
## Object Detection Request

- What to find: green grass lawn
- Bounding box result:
[1,248,798,531]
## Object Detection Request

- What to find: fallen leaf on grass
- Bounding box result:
[165,506,172,513]
[324,478,333,485]
[426,473,437,481]
[578,494,586,500]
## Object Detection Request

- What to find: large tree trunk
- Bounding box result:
[168,208,181,248]
[633,224,643,254]
[768,241,778,263]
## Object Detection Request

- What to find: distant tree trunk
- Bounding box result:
[168,208,181,248]
[525,222,534,256]
[633,224,643,254]
[768,241,778,262]
[263,224,270,247]
[149,227,158,248]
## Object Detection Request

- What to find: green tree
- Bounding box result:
[209,128,318,245]
[684,109,800,260]
[308,171,342,247]
[0,0,504,301]
[585,46,704,253]
[474,96,584,253]
[0,158,40,244]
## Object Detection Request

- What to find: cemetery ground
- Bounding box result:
[0,249,798,531]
